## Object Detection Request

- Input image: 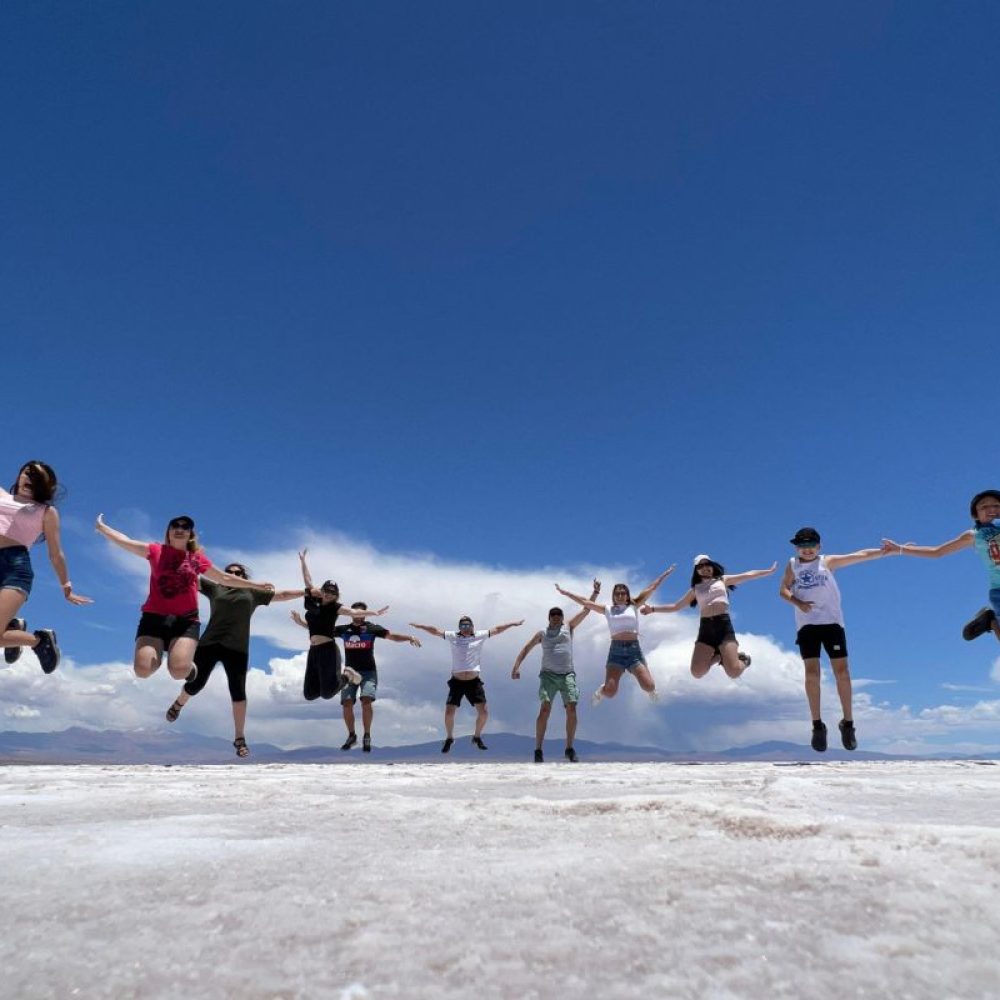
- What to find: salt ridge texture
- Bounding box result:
[2,761,998,999]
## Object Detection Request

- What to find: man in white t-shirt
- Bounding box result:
[410,614,523,753]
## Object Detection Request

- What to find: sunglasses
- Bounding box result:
[169,522,193,532]
[226,567,247,578]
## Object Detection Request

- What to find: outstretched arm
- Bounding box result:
[290,610,309,630]
[641,589,694,615]
[340,604,389,619]
[270,589,307,603]
[882,533,973,559]
[410,622,446,639]
[488,620,524,637]
[569,579,602,630]
[385,631,422,647]
[724,563,778,586]
[95,513,149,559]
[634,564,677,606]
[43,507,92,605]
[825,548,894,571]
[204,566,273,592]
[298,549,315,592]
[555,583,605,613]
[511,632,543,679]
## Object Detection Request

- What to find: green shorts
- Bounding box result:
[538,670,579,706]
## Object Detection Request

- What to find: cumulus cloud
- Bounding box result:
[3,528,1000,755]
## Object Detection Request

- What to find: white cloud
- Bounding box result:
[4,528,1000,756]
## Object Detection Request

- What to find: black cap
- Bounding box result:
[321,580,340,594]
[169,515,195,530]
[969,491,1000,521]
[548,607,565,617]
[790,527,821,545]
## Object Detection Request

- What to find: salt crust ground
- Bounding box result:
[1,762,998,1000]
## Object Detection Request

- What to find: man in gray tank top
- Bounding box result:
[511,579,600,762]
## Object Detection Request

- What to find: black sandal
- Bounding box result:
[233,737,250,758]
[165,699,184,723]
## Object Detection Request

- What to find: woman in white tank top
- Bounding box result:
[0,460,92,675]
[556,563,674,706]
[641,554,776,680]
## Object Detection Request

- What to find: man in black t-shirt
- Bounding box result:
[333,602,422,752]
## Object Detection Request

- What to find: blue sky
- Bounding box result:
[3,1,999,753]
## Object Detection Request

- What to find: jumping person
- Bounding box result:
[95,514,272,682]
[779,527,893,753]
[333,603,422,752]
[640,555,776,679]
[289,549,387,704]
[164,563,304,758]
[410,615,523,753]
[883,490,1000,645]
[1,461,91,673]
[511,579,601,763]
[555,565,675,706]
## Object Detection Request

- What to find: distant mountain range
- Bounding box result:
[0,727,996,765]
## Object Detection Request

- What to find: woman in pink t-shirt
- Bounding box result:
[96,513,273,683]
[0,460,92,674]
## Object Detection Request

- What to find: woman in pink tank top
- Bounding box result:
[0,461,92,674]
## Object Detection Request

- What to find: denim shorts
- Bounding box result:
[340,669,378,703]
[990,588,1000,618]
[0,546,34,597]
[606,639,646,672]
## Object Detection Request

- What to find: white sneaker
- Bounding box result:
[342,666,363,686]
[591,686,605,707]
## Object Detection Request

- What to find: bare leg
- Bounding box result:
[166,637,198,680]
[0,588,34,654]
[831,657,852,720]
[719,640,746,679]
[690,642,717,679]
[535,701,552,750]
[565,702,578,748]
[342,699,356,735]
[631,662,656,693]
[444,704,457,739]
[474,702,489,739]
[361,697,374,736]
[803,658,822,718]
[599,666,624,699]
[134,637,165,678]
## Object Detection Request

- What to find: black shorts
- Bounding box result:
[796,623,849,661]
[184,643,249,702]
[136,612,200,644]
[696,613,737,653]
[446,676,487,707]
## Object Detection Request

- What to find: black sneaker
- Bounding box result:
[33,629,60,674]
[565,747,579,763]
[362,734,372,753]
[4,618,26,664]
[811,720,828,753]
[441,737,454,754]
[341,733,357,751]
[839,719,858,751]
[533,748,544,763]
[738,652,751,669]
[472,736,488,751]
[962,607,996,641]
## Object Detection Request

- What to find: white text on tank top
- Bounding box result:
[790,556,844,628]
[443,630,489,674]
[540,624,574,675]
[605,604,639,637]
[694,579,730,614]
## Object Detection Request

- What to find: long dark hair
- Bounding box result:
[11,460,60,505]
[610,583,633,606]
[689,560,735,608]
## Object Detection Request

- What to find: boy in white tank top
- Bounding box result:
[779,527,894,754]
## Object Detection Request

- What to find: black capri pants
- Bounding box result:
[183,643,249,702]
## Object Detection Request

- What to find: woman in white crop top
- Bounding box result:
[641,554,775,681]
[0,461,92,674]
[556,564,674,706]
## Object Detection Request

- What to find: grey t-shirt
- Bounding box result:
[540,624,574,675]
